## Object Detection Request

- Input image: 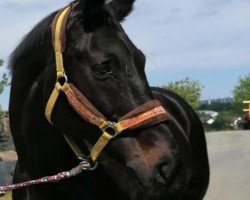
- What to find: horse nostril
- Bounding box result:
[157,161,176,185]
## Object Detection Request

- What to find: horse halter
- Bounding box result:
[45,3,169,164]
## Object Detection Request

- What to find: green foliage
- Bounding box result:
[197,111,216,132]
[161,77,203,109]
[212,111,234,130]
[0,59,8,118]
[0,73,8,95]
[198,101,245,131]
[197,73,250,131]
[0,59,7,94]
[198,110,236,132]
[197,111,212,123]
[233,73,250,108]
[198,102,241,115]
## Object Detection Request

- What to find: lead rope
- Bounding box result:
[0,160,96,198]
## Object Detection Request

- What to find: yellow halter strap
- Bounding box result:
[45,5,71,124]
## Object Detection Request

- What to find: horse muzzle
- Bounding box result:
[106,123,190,200]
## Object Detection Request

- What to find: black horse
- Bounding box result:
[8,0,209,199]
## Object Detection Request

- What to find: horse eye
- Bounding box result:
[94,61,112,76]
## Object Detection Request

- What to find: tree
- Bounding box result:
[233,73,250,109]
[198,101,241,115]
[0,59,8,118]
[161,77,203,109]
[212,111,234,130]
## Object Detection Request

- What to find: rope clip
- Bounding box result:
[78,157,98,171]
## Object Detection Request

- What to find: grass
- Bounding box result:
[0,191,11,200]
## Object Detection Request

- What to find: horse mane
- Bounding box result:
[9,11,57,78]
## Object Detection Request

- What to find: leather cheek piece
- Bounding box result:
[63,84,106,127]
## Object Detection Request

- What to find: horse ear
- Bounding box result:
[79,0,106,30]
[107,0,135,21]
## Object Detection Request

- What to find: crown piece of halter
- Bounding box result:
[45,2,169,163]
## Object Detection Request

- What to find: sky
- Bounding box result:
[0,0,250,110]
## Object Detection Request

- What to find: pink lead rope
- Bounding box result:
[0,160,95,197]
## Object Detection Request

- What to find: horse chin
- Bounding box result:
[132,171,188,200]
[130,178,187,200]
[127,181,186,200]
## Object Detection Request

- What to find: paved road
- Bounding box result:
[0,130,249,199]
[204,130,250,200]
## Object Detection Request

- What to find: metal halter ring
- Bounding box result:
[57,74,68,85]
[102,121,120,138]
